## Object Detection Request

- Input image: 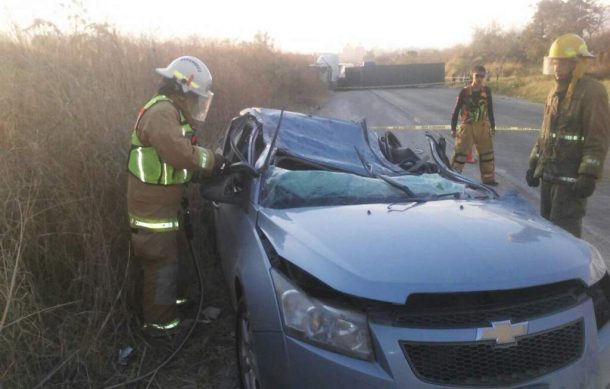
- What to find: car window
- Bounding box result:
[260,167,467,209]
[224,118,259,165]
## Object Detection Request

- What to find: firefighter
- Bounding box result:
[127,56,223,336]
[450,65,498,186]
[526,34,610,238]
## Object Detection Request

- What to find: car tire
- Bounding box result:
[236,297,261,389]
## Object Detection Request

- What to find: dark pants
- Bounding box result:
[540,180,587,238]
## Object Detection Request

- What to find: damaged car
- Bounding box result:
[200,108,610,389]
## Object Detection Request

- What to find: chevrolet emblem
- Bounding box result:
[476,320,528,345]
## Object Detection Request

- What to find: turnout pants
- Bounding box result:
[131,230,180,326]
[451,121,495,184]
[540,180,587,238]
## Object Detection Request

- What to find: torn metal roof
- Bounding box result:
[244,108,403,176]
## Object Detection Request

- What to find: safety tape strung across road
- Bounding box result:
[336,81,448,91]
[370,125,540,132]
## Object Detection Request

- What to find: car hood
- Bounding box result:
[257,200,594,304]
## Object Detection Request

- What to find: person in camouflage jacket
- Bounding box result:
[451,65,498,186]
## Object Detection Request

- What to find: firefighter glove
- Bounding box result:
[573,174,596,198]
[525,168,539,188]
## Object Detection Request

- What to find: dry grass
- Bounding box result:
[0,24,325,387]
[490,74,610,104]
[489,75,555,103]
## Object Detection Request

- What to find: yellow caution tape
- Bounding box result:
[336,81,448,90]
[370,125,540,132]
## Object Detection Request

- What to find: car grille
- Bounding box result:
[392,293,580,328]
[369,280,586,328]
[401,320,584,387]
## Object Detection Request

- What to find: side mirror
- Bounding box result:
[199,162,256,205]
[199,174,246,205]
[220,161,259,177]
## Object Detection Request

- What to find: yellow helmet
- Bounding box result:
[547,33,594,59]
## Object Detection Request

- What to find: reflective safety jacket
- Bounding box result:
[451,86,496,130]
[129,95,199,185]
[530,76,610,183]
[127,95,217,232]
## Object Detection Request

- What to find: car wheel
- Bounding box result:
[236,298,261,389]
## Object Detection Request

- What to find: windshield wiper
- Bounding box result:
[377,174,417,198]
[355,146,419,198]
[427,191,467,200]
[387,191,466,208]
[387,192,466,211]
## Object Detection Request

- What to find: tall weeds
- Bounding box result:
[0,25,325,387]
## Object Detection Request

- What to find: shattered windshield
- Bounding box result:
[260,167,468,209]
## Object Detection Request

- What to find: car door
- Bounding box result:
[207,116,261,293]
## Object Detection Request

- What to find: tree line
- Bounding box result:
[367,0,610,78]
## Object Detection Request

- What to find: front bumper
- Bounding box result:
[255,299,610,388]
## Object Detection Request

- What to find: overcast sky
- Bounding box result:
[0,0,564,53]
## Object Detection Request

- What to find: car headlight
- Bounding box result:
[271,269,374,361]
[589,273,610,330]
[589,243,608,284]
[585,244,610,329]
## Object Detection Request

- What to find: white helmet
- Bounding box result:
[156,56,214,122]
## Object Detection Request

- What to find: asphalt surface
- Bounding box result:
[314,86,610,267]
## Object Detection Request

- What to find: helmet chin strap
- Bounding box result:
[168,93,196,124]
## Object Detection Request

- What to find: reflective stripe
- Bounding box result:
[162,162,170,185]
[543,173,577,183]
[582,156,601,167]
[198,147,209,169]
[138,148,147,181]
[129,214,179,232]
[143,318,181,331]
[550,133,584,141]
[172,70,200,89]
[176,298,188,305]
[565,48,577,57]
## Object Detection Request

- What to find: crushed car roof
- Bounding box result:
[242,108,403,176]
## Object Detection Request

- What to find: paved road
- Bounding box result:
[314,86,610,266]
